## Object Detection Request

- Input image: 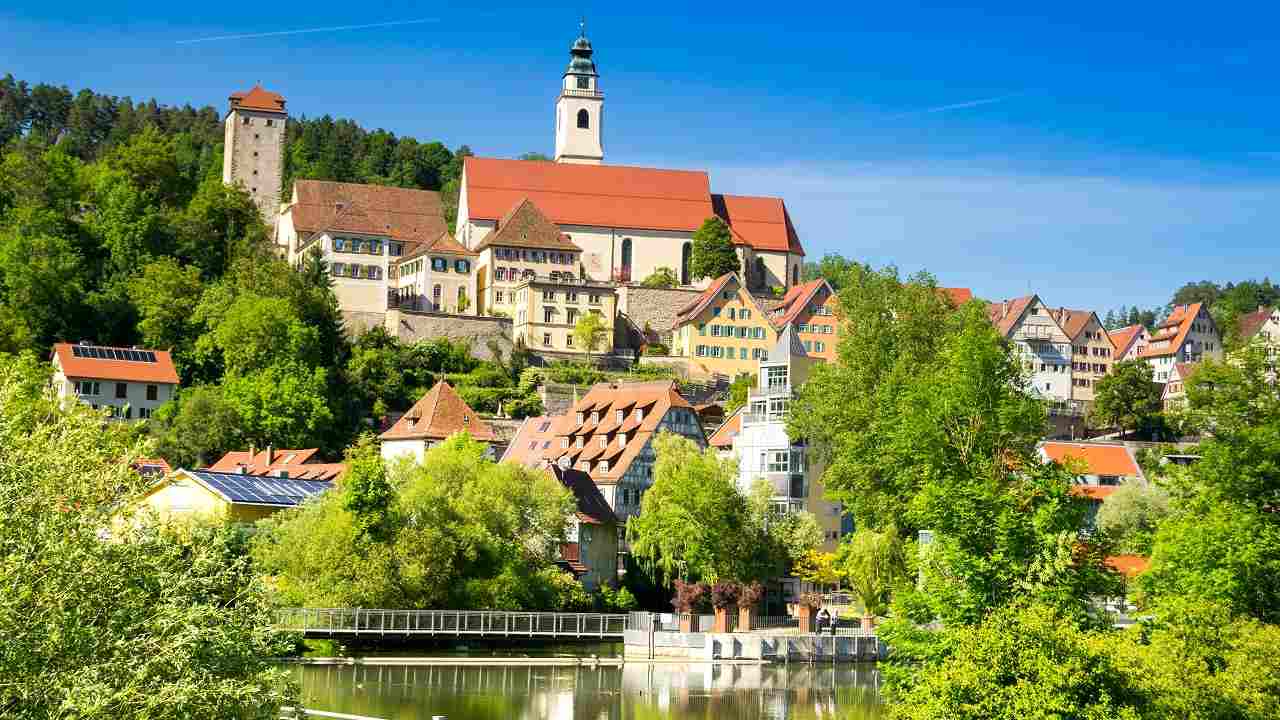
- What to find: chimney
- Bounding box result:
[265,444,273,465]
[249,443,256,462]
[1002,300,1010,319]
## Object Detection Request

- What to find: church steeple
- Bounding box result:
[554,23,604,165]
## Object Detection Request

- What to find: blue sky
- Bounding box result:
[3,1,1277,311]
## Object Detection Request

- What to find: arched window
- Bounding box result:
[577,109,590,129]
[681,242,692,285]
[620,237,632,276]
[755,257,766,287]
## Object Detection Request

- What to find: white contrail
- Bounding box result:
[891,93,1021,118]
[176,18,438,45]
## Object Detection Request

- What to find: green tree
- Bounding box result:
[128,257,204,376]
[254,433,578,609]
[572,311,609,365]
[1094,481,1169,555]
[688,216,739,281]
[203,294,322,376]
[628,433,770,583]
[1091,359,1163,439]
[801,253,865,290]
[837,527,907,621]
[640,266,678,288]
[724,372,754,414]
[148,384,243,468]
[0,353,295,717]
[221,363,334,450]
[175,175,268,279]
[0,206,88,351]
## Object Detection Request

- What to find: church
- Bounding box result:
[454,28,807,312]
[266,27,807,354]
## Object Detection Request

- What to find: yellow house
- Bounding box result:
[129,469,334,524]
[670,272,778,378]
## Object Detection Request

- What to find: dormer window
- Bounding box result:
[559,456,570,469]
[634,408,643,421]
[618,434,626,448]
[576,436,584,449]
[561,437,569,449]
[616,409,624,424]
[591,411,600,423]
[599,436,607,449]
[576,412,584,425]
[597,461,608,473]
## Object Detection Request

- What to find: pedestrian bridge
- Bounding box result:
[277,608,627,641]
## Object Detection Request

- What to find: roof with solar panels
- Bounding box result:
[176,469,333,508]
[51,341,180,384]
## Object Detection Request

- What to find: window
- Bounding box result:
[139,407,152,419]
[616,409,625,424]
[620,238,632,272]
[455,259,470,273]
[390,242,404,257]
[76,380,100,396]
[589,294,601,305]
[495,267,507,281]
[544,307,556,323]
[331,262,346,277]
[495,290,505,303]
[766,366,788,389]
[728,307,737,320]
[815,341,825,353]
[697,323,706,336]
[368,239,383,254]
[334,237,347,252]
[543,289,557,302]
[567,290,579,303]
[115,383,127,399]
[599,436,608,449]
[566,334,574,347]
[567,308,579,325]
[265,118,274,127]
[576,75,590,89]
[432,284,442,309]
[543,333,552,347]
[739,348,747,359]
[793,265,799,285]
[146,385,158,401]
[767,450,790,473]
[577,108,590,129]
[681,242,692,285]
[696,344,706,356]
[634,408,644,421]
[597,461,608,473]
[242,117,250,125]
[561,437,569,449]
[713,307,721,317]
[432,257,447,272]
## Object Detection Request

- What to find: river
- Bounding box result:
[291,645,885,719]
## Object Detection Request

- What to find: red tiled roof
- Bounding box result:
[464,157,714,232]
[707,408,742,449]
[986,295,1038,337]
[52,343,180,384]
[207,447,346,481]
[1042,442,1140,478]
[1140,303,1205,359]
[712,194,805,255]
[1071,485,1119,500]
[399,231,476,261]
[291,180,446,245]
[474,198,583,253]
[380,381,496,442]
[771,278,832,328]
[1108,325,1146,357]
[673,272,737,327]
[500,414,564,467]
[941,287,974,306]
[1104,554,1151,578]
[1237,306,1274,342]
[544,381,699,482]
[229,85,286,113]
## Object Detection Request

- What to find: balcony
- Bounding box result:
[561,88,604,99]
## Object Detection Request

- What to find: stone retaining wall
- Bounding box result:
[615,286,703,349]
[385,309,513,361]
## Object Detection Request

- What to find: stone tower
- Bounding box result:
[222,85,287,225]
[554,26,604,164]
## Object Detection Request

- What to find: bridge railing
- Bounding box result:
[277,608,628,637]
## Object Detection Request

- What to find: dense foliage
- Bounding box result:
[253,433,588,610]
[627,433,821,585]
[1091,359,1164,439]
[688,216,739,281]
[0,353,294,718]
[1169,278,1279,346]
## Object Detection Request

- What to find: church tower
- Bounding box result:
[222,84,287,225]
[554,26,604,164]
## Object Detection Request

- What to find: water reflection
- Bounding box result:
[294,660,883,719]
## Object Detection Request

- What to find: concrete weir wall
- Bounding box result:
[624,630,885,662]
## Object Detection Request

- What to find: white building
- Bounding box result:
[988,295,1073,407]
[51,342,179,421]
[1139,303,1222,382]
[708,327,844,552]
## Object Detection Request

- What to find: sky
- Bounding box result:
[3,1,1278,311]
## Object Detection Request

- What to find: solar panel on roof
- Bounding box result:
[71,345,161,363]
[192,471,332,507]
[71,346,84,358]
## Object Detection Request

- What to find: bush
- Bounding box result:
[642,343,670,356]
[598,584,638,612]
[711,580,740,609]
[640,267,678,288]
[543,361,606,386]
[671,579,709,614]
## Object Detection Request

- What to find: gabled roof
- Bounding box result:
[548,465,618,525]
[1040,442,1141,478]
[941,287,974,306]
[179,469,332,508]
[1108,325,1146,357]
[1047,308,1111,346]
[464,157,715,233]
[771,278,833,327]
[398,231,475,261]
[51,343,180,384]
[1237,306,1275,342]
[986,296,1038,337]
[380,381,496,442]
[473,198,583,253]
[544,380,699,482]
[671,272,772,330]
[1140,303,1207,358]
[228,85,286,114]
[500,414,564,467]
[290,180,446,245]
[707,407,743,449]
[711,194,805,255]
